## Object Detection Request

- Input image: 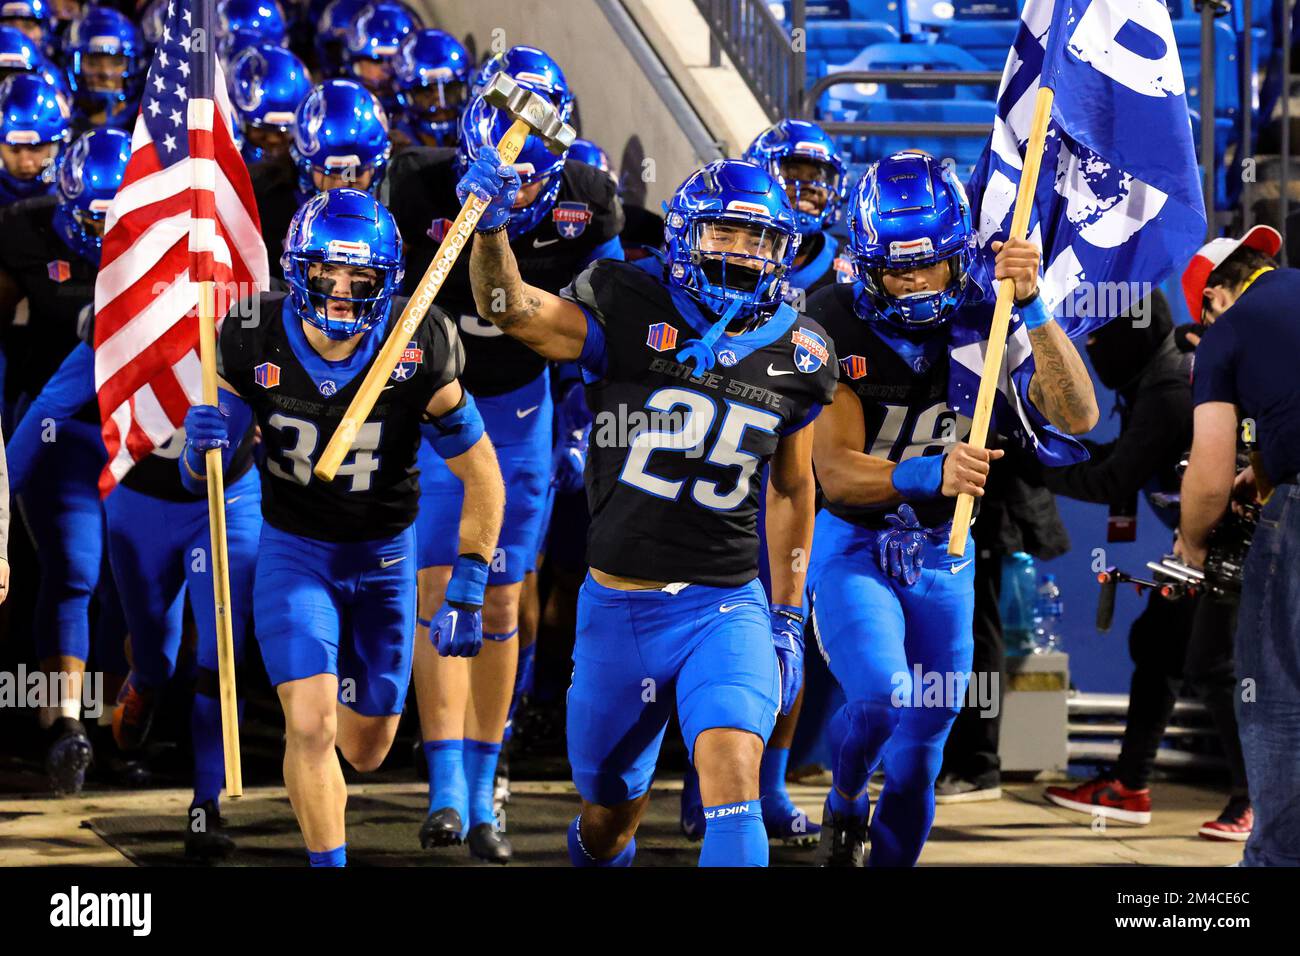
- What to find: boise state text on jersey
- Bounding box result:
[563,259,838,586]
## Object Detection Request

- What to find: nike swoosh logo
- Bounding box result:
[516,405,540,419]
[766,364,795,377]
[383,385,395,391]
[950,559,973,574]
[226,495,242,505]
[380,556,407,569]
[532,237,560,248]
[719,603,744,613]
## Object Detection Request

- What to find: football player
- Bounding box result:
[312,0,366,78]
[0,127,130,794]
[805,152,1098,866]
[343,0,419,112]
[179,188,505,866]
[0,72,70,206]
[250,78,390,280]
[215,0,288,67]
[227,43,311,165]
[461,153,837,867]
[390,28,469,150]
[384,63,621,862]
[744,119,851,300]
[62,6,143,133]
[0,0,52,47]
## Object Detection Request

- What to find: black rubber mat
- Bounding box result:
[84,785,823,867]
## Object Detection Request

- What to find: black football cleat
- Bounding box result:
[467,822,512,864]
[815,799,867,868]
[419,807,464,848]
[45,717,93,796]
[185,800,236,862]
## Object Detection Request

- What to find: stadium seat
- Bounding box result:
[1173,19,1240,123]
[831,98,996,173]
[937,20,1017,70]
[826,40,995,104]
[805,20,902,81]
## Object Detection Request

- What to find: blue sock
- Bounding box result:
[308,844,346,867]
[699,800,767,867]
[567,815,635,867]
[463,738,501,829]
[424,739,468,824]
[190,692,226,808]
[503,641,536,745]
[826,702,876,821]
[760,746,790,802]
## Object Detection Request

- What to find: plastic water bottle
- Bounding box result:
[1032,574,1065,655]
[999,553,1038,656]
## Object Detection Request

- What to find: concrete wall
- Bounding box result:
[411,0,727,208]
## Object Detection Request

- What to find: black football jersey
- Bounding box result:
[387,148,624,397]
[218,291,464,541]
[120,424,257,502]
[0,195,98,418]
[806,282,968,529]
[564,260,838,586]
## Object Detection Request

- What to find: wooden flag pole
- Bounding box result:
[196,278,243,797]
[947,85,1055,556]
[313,118,533,482]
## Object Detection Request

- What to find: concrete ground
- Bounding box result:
[0,777,1246,867]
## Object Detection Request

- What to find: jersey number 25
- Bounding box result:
[619,387,781,511]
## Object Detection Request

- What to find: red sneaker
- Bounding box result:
[1199,797,1253,842]
[1044,777,1152,825]
[112,674,158,752]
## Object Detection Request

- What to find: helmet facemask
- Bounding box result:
[686,217,792,320]
[775,155,841,235]
[856,245,970,329]
[399,76,464,140]
[286,254,397,339]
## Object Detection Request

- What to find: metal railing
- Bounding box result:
[692,0,800,120]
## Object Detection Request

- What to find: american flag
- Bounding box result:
[92,0,269,495]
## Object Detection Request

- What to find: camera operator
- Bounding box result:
[1033,291,1249,839]
[1177,225,1300,866]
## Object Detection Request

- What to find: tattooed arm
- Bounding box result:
[468,229,588,362]
[992,238,1099,435]
[1027,321,1100,434]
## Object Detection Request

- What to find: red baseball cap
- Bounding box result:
[1181,224,1282,320]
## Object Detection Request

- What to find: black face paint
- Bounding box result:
[308,273,337,297]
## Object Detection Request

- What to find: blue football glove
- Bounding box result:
[454,145,520,233]
[876,503,930,588]
[770,604,805,715]
[551,423,589,494]
[430,554,490,657]
[431,603,484,658]
[184,403,230,451]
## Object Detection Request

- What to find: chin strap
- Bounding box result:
[675,296,745,376]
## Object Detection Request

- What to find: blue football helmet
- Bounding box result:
[0,24,65,89]
[0,72,70,201]
[848,151,976,330]
[470,45,574,121]
[282,186,404,339]
[457,88,568,239]
[0,0,54,46]
[229,43,311,164]
[314,0,366,77]
[393,28,468,147]
[744,119,848,236]
[291,78,390,198]
[51,126,130,264]
[141,0,167,47]
[62,6,144,126]
[216,0,288,64]
[664,159,800,317]
[568,137,614,182]
[345,1,418,92]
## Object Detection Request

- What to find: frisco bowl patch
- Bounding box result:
[391,342,423,381]
[791,327,829,373]
[552,201,592,238]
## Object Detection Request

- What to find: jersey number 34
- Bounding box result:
[266,413,383,491]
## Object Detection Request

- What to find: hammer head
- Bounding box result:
[482,72,577,155]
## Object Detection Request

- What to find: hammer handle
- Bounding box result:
[314,119,533,481]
